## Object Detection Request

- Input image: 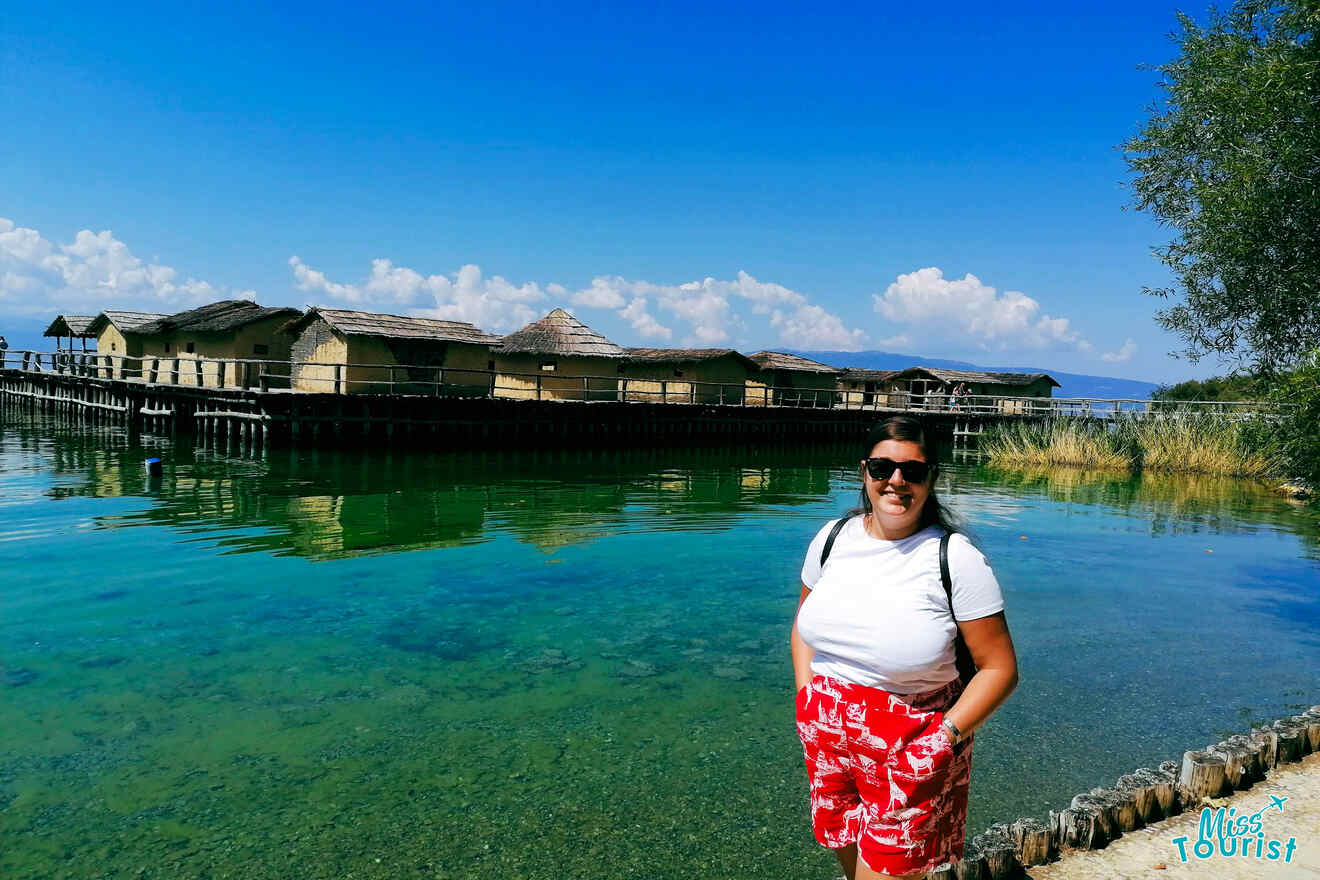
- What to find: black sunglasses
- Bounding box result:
[864,457,932,483]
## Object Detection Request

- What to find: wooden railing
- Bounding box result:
[0,349,1282,417]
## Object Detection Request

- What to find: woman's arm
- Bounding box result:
[943,612,1018,738]
[790,584,815,691]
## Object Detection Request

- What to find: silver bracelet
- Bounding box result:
[941,717,962,744]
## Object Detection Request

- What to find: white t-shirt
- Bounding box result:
[796,517,1004,694]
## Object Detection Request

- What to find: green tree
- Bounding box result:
[1122,1,1320,374]
[1151,373,1265,401]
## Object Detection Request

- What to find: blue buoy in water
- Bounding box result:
[144,457,163,477]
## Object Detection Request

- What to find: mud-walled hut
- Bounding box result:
[618,348,758,404]
[890,367,1059,412]
[491,309,624,401]
[835,367,901,409]
[283,307,500,395]
[132,300,302,388]
[43,315,96,351]
[85,310,169,378]
[746,351,841,407]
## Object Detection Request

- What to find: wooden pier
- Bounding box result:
[0,350,1276,451]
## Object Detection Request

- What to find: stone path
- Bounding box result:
[1026,751,1320,879]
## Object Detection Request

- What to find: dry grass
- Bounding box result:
[982,415,1279,478]
[1132,413,1278,478]
[982,419,1132,470]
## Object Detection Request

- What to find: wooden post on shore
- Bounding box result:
[1178,750,1227,804]
[1010,817,1054,866]
[1273,721,1307,763]
[971,824,1019,878]
[1207,737,1256,792]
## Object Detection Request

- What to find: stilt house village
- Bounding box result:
[31,300,1059,411]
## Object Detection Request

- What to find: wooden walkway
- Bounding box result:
[0,350,1279,451]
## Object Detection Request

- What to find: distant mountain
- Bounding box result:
[790,349,1161,401]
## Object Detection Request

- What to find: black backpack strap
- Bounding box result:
[819,514,855,568]
[939,532,953,601]
[940,530,979,691]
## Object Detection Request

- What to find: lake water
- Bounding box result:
[2,418,1317,879]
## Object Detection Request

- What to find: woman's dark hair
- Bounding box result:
[851,415,961,534]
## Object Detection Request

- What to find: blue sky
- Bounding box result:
[1,1,1218,382]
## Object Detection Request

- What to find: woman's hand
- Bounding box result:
[942,612,1018,737]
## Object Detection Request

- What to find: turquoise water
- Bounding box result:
[1,419,1317,879]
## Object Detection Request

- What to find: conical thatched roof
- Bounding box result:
[493,309,624,358]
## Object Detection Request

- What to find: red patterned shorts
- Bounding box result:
[795,673,973,876]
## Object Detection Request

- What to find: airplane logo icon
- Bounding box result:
[1269,795,1288,812]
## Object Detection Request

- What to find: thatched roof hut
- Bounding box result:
[746,351,840,407]
[835,367,903,409]
[620,348,759,404]
[492,309,623,401]
[624,348,758,368]
[896,367,1059,390]
[124,300,302,388]
[84,311,171,375]
[284,307,500,394]
[86,310,169,337]
[134,300,301,336]
[837,367,900,383]
[282,307,499,346]
[44,315,96,338]
[43,315,96,350]
[887,366,1059,413]
[494,308,625,358]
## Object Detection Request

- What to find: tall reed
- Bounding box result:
[1131,412,1277,478]
[982,414,1277,478]
[982,419,1132,470]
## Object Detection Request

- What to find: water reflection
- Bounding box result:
[17,420,845,559]
[969,463,1320,549]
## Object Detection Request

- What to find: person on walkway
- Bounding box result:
[790,416,1019,879]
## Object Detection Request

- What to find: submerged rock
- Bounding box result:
[4,667,39,687]
[614,659,658,679]
[712,665,748,681]
[519,649,583,674]
[381,614,503,660]
[78,655,127,669]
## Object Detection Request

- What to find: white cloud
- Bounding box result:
[619,297,672,340]
[289,257,547,333]
[570,279,626,309]
[0,217,232,315]
[1101,338,1137,363]
[873,267,1092,353]
[290,255,362,303]
[769,304,863,350]
[565,269,862,350]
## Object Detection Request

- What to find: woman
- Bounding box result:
[790,416,1019,879]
